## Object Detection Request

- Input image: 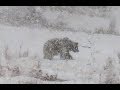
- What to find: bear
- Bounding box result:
[43,37,79,60]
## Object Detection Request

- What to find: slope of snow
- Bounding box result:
[63,14,110,32]
[0,24,120,84]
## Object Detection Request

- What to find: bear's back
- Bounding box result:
[43,38,71,52]
[44,38,62,50]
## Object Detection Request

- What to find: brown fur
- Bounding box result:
[43,37,79,60]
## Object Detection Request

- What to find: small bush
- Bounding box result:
[29,69,43,79]
[94,27,106,34]
[102,57,120,84]
[29,68,58,81]
[4,45,12,60]
[18,45,29,58]
[11,66,21,77]
[0,66,5,77]
[94,27,119,35]
[41,74,57,81]
[117,52,120,61]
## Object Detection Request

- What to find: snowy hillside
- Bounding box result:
[0,24,120,84]
[0,6,120,84]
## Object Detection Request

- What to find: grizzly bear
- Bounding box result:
[43,37,79,60]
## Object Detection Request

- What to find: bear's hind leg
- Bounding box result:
[44,54,53,60]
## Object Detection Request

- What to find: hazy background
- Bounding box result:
[0,6,117,32]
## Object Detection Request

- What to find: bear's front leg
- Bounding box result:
[65,53,73,60]
[60,53,73,60]
[60,48,73,60]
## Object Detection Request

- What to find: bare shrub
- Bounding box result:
[108,17,119,35]
[28,60,42,79]
[117,52,120,63]
[11,66,21,77]
[18,45,29,58]
[3,45,29,60]
[29,67,58,81]
[28,61,58,81]
[94,27,119,35]
[4,45,12,60]
[19,50,29,58]
[94,27,106,34]
[0,66,5,77]
[29,69,43,79]
[0,65,21,77]
[41,73,57,81]
[1,44,58,82]
[118,53,120,59]
[102,57,119,84]
[29,68,58,81]
[94,17,119,35]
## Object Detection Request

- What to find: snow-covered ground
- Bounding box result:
[1,6,120,84]
[0,23,120,84]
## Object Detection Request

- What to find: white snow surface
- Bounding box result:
[0,24,120,84]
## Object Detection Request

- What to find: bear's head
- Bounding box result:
[63,37,79,53]
[72,42,79,52]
